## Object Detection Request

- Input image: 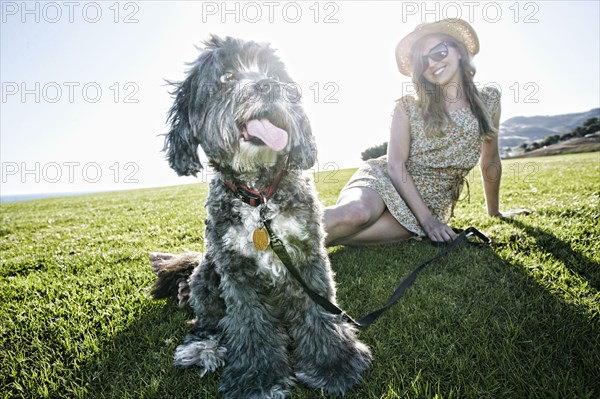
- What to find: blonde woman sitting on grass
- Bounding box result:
[324,18,530,246]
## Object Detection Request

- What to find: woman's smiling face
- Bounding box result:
[419,35,463,86]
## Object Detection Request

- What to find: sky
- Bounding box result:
[1,0,599,196]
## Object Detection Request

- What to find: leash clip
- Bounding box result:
[258,196,270,224]
[463,227,491,247]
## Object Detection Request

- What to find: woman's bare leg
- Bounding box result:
[334,210,414,245]
[324,187,414,246]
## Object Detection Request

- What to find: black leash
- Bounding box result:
[263,222,491,329]
[351,227,490,328]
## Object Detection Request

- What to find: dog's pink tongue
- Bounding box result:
[245,119,288,152]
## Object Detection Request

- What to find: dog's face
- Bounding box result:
[164,35,316,177]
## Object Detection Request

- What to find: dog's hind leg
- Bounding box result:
[149,251,202,307]
[217,279,293,399]
[173,253,227,376]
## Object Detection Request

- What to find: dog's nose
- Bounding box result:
[253,79,282,101]
[259,80,274,95]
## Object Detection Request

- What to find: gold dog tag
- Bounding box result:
[252,227,270,251]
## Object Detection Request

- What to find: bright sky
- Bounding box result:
[1,1,599,196]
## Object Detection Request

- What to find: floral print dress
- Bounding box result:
[342,86,501,236]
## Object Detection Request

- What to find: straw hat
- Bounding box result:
[395,18,479,76]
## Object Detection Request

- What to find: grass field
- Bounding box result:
[1,152,599,399]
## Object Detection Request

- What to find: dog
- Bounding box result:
[150,35,372,399]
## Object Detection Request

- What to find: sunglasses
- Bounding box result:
[422,41,450,65]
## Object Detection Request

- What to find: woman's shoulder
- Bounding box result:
[479,85,501,115]
[394,94,417,116]
[480,86,501,104]
[480,85,501,100]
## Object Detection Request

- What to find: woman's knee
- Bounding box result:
[329,187,386,233]
[339,201,379,228]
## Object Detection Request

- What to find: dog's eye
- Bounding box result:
[267,72,280,81]
[220,72,236,83]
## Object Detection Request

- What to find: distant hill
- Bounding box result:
[499,108,600,148]
[510,132,600,158]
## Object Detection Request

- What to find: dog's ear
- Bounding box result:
[163,76,203,177]
[288,115,317,170]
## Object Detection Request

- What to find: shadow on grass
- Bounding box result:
[327,237,599,398]
[80,238,599,399]
[81,301,222,399]
[500,217,599,290]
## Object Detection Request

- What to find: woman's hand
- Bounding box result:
[421,216,457,243]
[492,209,532,218]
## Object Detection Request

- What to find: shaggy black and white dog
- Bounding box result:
[151,36,371,398]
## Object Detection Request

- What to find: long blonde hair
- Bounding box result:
[410,34,496,139]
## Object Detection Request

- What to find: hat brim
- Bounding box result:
[396,19,479,76]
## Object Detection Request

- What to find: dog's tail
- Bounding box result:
[149,252,201,300]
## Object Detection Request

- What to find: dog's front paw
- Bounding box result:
[219,360,294,399]
[295,337,372,395]
[173,336,227,377]
[222,384,291,399]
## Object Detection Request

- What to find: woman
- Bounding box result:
[324,18,528,246]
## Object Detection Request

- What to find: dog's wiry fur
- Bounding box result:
[152,35,371,398]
